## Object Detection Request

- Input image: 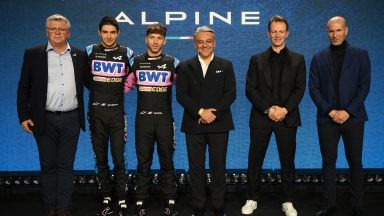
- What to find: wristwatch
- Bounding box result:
[264,107,270,115]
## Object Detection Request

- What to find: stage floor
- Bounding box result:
[1,187,383,216]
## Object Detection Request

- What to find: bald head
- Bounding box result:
[327,16,348,46]
[327,16,347,29]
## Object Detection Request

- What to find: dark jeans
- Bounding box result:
[186,132,229,210]
[34,110,80,211]
[318,121,364,207]
[246,125,297,202]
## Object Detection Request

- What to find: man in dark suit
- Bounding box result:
[17,14,88,216]
[241,16,306,216]
[176,26,236,216]
[309,16,370,216]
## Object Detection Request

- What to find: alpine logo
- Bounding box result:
[113,56,123,60]
[157,64,167,69]
[116,11,260,25]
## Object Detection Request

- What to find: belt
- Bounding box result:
[46,108,78,115]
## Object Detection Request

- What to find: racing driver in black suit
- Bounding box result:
[86,16,133,216]
[125,23,179,216]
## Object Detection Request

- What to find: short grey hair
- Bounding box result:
[46,14,71,29]
[193,26,215,40]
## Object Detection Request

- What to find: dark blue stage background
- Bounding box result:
[1,0,383,171]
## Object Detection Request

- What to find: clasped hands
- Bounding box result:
[329,110,350,124]
[268,105,288,122]
[198,108,217,125]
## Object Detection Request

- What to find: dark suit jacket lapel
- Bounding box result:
[190,56,205,83]
[281,49,291,83]
[262,49,272,88]
[71,49,78,73]
[340,43,353,82]
[324,47,335,82]
[70,49,81,94]
[71,49,80,82]
[41,45,49,92]
[205,56,219,81]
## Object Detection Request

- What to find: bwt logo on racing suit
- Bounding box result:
[92,60,127,76]
[137,70,172,86]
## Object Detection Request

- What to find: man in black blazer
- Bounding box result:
[176,26,236,216]
[310,16,370,216]
[17,14,88,216]
[241,16,306,216]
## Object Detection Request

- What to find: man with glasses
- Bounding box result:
[241,15,306,216]
[17,14,88,216]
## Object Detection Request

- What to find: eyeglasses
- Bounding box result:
[47,27,69,34]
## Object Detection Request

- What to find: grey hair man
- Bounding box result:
[176,26,236,216]
[17,14,88,216]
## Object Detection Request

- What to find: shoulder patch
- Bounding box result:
[85,44,95,56]
[126,47,134,59]
[174,57,180,68]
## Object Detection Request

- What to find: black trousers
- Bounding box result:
[246,125,297,202]
[317,121,365,207]
[88,106,127,199]
[134,111,177,200]
[34,110,80,211]
[186,132,229,211]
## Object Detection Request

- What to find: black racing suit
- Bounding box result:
[125,53,179,200]
[86,44,134,199]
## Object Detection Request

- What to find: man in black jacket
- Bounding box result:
[241,16,306,216]
[310,16,370,216]
[17,14,88,216]
[176,26,236,216]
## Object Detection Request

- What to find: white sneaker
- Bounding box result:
[241,200,257,215]
[282,202,297,216]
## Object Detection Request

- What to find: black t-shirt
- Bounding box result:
[269,47,287,106]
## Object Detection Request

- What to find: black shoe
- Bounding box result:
[213,208,228,216]
[315,206,336,216]
[163,203,178,216]
[352,207,364,216]
[118,205,129,216]
[96,200,114,216]
[57,210,72,216]
[132,204,147,216]
[44,209,56,216]
[192,208,205,216]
